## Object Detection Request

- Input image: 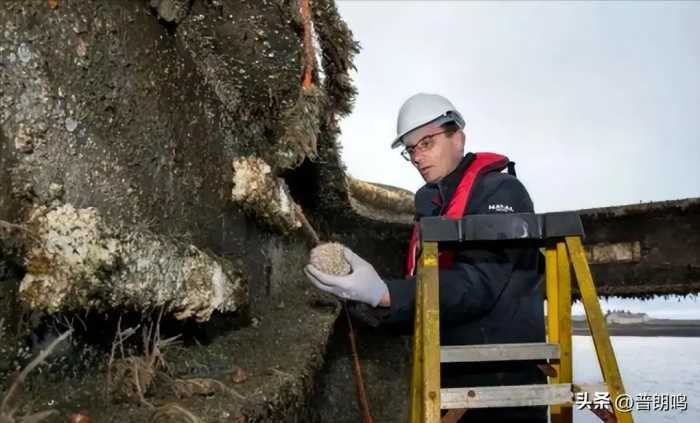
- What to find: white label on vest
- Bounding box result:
[488,204,514,213]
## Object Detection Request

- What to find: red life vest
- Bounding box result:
[405,153,511,277]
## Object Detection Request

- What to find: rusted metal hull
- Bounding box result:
[339,194,700,298]
[576,198,700,297]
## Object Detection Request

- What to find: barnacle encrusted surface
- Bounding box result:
[270,85,324,170]
[309,242,351,276]
[231,156,301,232]
[19,204,247,321]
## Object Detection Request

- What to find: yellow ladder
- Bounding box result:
[409,213,633,423]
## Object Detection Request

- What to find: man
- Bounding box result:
[305,93,546,422]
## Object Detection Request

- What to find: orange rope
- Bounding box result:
[298,205,375,422]
[300,0,314,88]
[345,305,375,423]
[298,4,373,419]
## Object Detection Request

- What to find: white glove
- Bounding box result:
[304,247,388,307]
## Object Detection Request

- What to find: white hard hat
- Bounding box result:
[391,93,465,149]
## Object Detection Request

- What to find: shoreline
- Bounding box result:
[571,319,700,337]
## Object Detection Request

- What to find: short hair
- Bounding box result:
[441,121,461,136]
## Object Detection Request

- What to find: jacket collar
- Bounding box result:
[430,153,476,207]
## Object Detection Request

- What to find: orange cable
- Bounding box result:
[300,0,314,88]
[298,3,373,420]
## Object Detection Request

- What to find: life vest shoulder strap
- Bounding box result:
[444,152,510,218]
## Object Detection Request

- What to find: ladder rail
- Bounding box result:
[409,241,442,423]
[410,212,634,423]
[557,241,574,422]
[408,248,423,423]
[567,236,633,423]
[545,246,563,422]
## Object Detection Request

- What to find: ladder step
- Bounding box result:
[440,342,560,363]
[441,383,573,409]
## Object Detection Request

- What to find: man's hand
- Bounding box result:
[304,247,390,307]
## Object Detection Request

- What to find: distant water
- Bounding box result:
[573,336,699,422]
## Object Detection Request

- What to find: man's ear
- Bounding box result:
[455,130,466,149]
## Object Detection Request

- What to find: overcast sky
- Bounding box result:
[335,1,700,318]
[336,0,699,213]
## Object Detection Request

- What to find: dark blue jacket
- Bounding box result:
[384,153,547,422]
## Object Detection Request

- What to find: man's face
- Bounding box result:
[404,123,465,183]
